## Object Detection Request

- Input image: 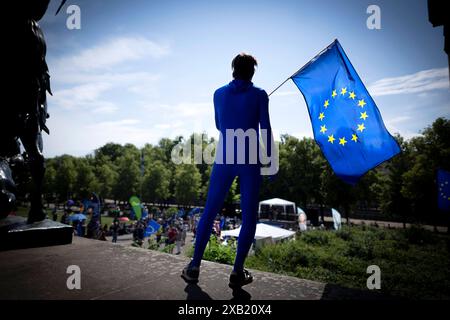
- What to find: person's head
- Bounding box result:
[232,53,258,81]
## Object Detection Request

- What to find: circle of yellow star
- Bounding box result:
[349,91,356,99]
[357,123,366,132]
[339,137,347,146]
[318,112,325,121]
[324,100,329,108]
[360,111,369,120]
[320,125,327,134]
[358,99,366,108]
[340,87,347,96]
[351,134,358,142]
[332,90,337,98]
[328,134,335,144]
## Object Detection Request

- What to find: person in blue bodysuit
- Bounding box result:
[181,53,274,288]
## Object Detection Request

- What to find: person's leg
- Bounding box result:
[190,164,236,268]
[233,167,261,272]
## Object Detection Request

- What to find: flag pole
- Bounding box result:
[268,39,338,97]
[268,77,292,97]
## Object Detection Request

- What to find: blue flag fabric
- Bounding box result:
[291,40,400,184]
[438,169,450,212]
[144,219,161,237]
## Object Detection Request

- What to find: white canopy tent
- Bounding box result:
[221,223,296,241]
[258,198,296,214]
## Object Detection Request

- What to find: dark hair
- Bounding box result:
[232,53,258,81]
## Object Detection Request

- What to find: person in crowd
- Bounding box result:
[77,219,86,237]
[111,218,119,243]
[133,221,145,247]
[98,224,108,241]
[181,222,187,246]
[156,222,162,244]
[175,224,183,255]
[168,225,177,245]
[60,209,69,225]
[52,206,58,221]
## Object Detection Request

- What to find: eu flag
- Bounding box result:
[438,169,450,212]
[291,40,400,184]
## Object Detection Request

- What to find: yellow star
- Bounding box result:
[320,125,327,134]
[318,112,325,121]
[339,137,347,146]
[349,91,356,99]
[360,111,369,120]
[357,123,366,132]
[324,100,330,108]
[332,90,337,98]
[340,87,347,96]
[351,134,358,142]
[358,99,366,108]
[328,134,335,144]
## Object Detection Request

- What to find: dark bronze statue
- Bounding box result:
[0,0,66,222]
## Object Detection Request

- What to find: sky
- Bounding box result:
[39,0,450,157]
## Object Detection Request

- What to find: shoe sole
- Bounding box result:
[181,273,199,284]
[228,278,253,289]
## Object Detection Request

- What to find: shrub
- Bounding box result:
[301,230,332,246]
[161,243,175,253]
[403,225,436,245]
[336,226,353,241]
[147,237,159,250]
[203,236,236,265]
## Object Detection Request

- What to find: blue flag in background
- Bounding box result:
[144,219,162,237]
[291,40,400,184]
[438,169,450,212]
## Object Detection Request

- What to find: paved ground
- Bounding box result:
[0,237,387,300]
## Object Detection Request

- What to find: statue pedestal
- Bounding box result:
[0,215,73,250]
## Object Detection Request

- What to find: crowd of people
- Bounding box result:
[50,200,244,256]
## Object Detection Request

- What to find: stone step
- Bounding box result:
[0,236,386,300]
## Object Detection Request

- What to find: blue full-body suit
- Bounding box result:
[191,79,272,272]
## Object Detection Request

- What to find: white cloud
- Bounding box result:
[48,36,166,118]
[43,36,173,156]
[385,116,411,125]
[53,36,169,72]
[368,67,449,96]
[95,119,141,127]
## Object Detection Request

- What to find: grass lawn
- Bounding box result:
[187,224,450,299]
[245,225,450,299]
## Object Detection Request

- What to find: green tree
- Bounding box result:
[113,153,140,201]
[174,164,202,205]
[402,118,450,223]
[379,135,412,226]
[95,162,118,199]
[73,158,99,199]
[142,160,171,203]
[43,159,57,202]
[94,143,126,162]
[53,155,77,201]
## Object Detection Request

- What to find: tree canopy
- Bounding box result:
[41,118,450,225]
